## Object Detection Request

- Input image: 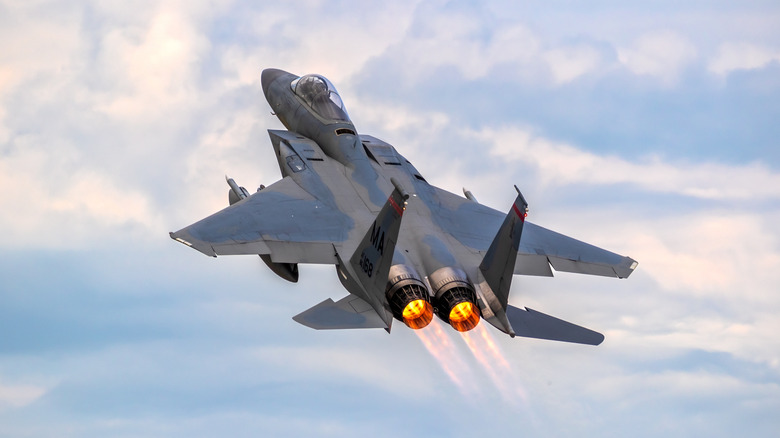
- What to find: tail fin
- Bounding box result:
[348,178,409,294]
[330,178,410,330]
[479,187,528,308]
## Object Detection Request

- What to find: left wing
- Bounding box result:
[170,176,353,264]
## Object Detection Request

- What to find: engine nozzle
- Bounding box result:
[429,267,481,332]
[435,286,481,332]
[386,265,433,330]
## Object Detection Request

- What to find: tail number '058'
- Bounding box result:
[358,251,374,277]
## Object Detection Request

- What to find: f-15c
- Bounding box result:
[170,68,637,345]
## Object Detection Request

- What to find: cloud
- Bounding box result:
[215,1,420,87]
[617,30,697,84]
[2,1,780,437]
[0,2,83,96]
[250,345,437,399]
[356,3,544,85]
[543,44,604,84]
[0,147,161,248]
[0,380,46,409]
[622,213,780,296]
[708,42,780,76]
[481,125,780,200]
[94,8,211,120]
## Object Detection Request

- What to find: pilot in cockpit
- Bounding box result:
[292,75,350,123]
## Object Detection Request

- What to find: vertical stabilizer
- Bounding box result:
[335,178,410,329]
[479,187,528,308]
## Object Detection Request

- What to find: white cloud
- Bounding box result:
[708,42,780,76]
[0,380,46,409]
[482,126,780,201]
[0,3,83,97]
[618,30,697,84]
[370,8,542,83]
[543,45,603,84]
[218,1,420,87]
[0,148,161,248]
[599,210,780,299]
[1,2,780,436]
[94,8,211,120]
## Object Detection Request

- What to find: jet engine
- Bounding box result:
[429,267,481,332]
[386,265,434,329]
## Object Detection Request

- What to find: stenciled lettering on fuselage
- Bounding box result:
[369,221,385,256]
[358,221,385,278]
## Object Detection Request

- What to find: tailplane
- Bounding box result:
[505,305,604,345]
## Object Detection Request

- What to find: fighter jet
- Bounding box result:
[170,68,638,345]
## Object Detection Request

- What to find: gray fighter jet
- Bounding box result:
[170,68,638,345]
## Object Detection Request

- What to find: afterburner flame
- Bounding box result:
[402,299,433,329]
[448,301,480,332]
[462,323,526,406]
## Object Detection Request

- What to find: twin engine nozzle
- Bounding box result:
[386,265,481,332]
[386,265,434,330]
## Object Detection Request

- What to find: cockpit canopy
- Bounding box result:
[291,75,350,123]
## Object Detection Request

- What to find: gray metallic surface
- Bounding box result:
[505,305,605,345]
[428,267,473,299]
[292,295,386,330]
[386,264,428,300]
[170,68,639,343]
[480,190,529,308]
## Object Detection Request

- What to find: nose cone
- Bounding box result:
[261,68,290,96]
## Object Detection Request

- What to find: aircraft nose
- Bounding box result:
[261,68,290,96]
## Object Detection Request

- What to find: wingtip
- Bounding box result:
[615,256,639,279]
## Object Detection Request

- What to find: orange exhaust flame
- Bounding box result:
[462,323,529,406]
[462,329,505,395]
[448,301,480,332]
[414,319,478,396]
[402,299,433,329]
[476,322,511,371]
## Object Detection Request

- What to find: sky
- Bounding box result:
[1,0,779,436]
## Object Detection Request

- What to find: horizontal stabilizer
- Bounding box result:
[506,305,604,345]
[292,295,387,330]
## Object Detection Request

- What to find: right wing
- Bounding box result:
[424,185,637,279]
[519,222,637,278]
[170,176,354,264]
